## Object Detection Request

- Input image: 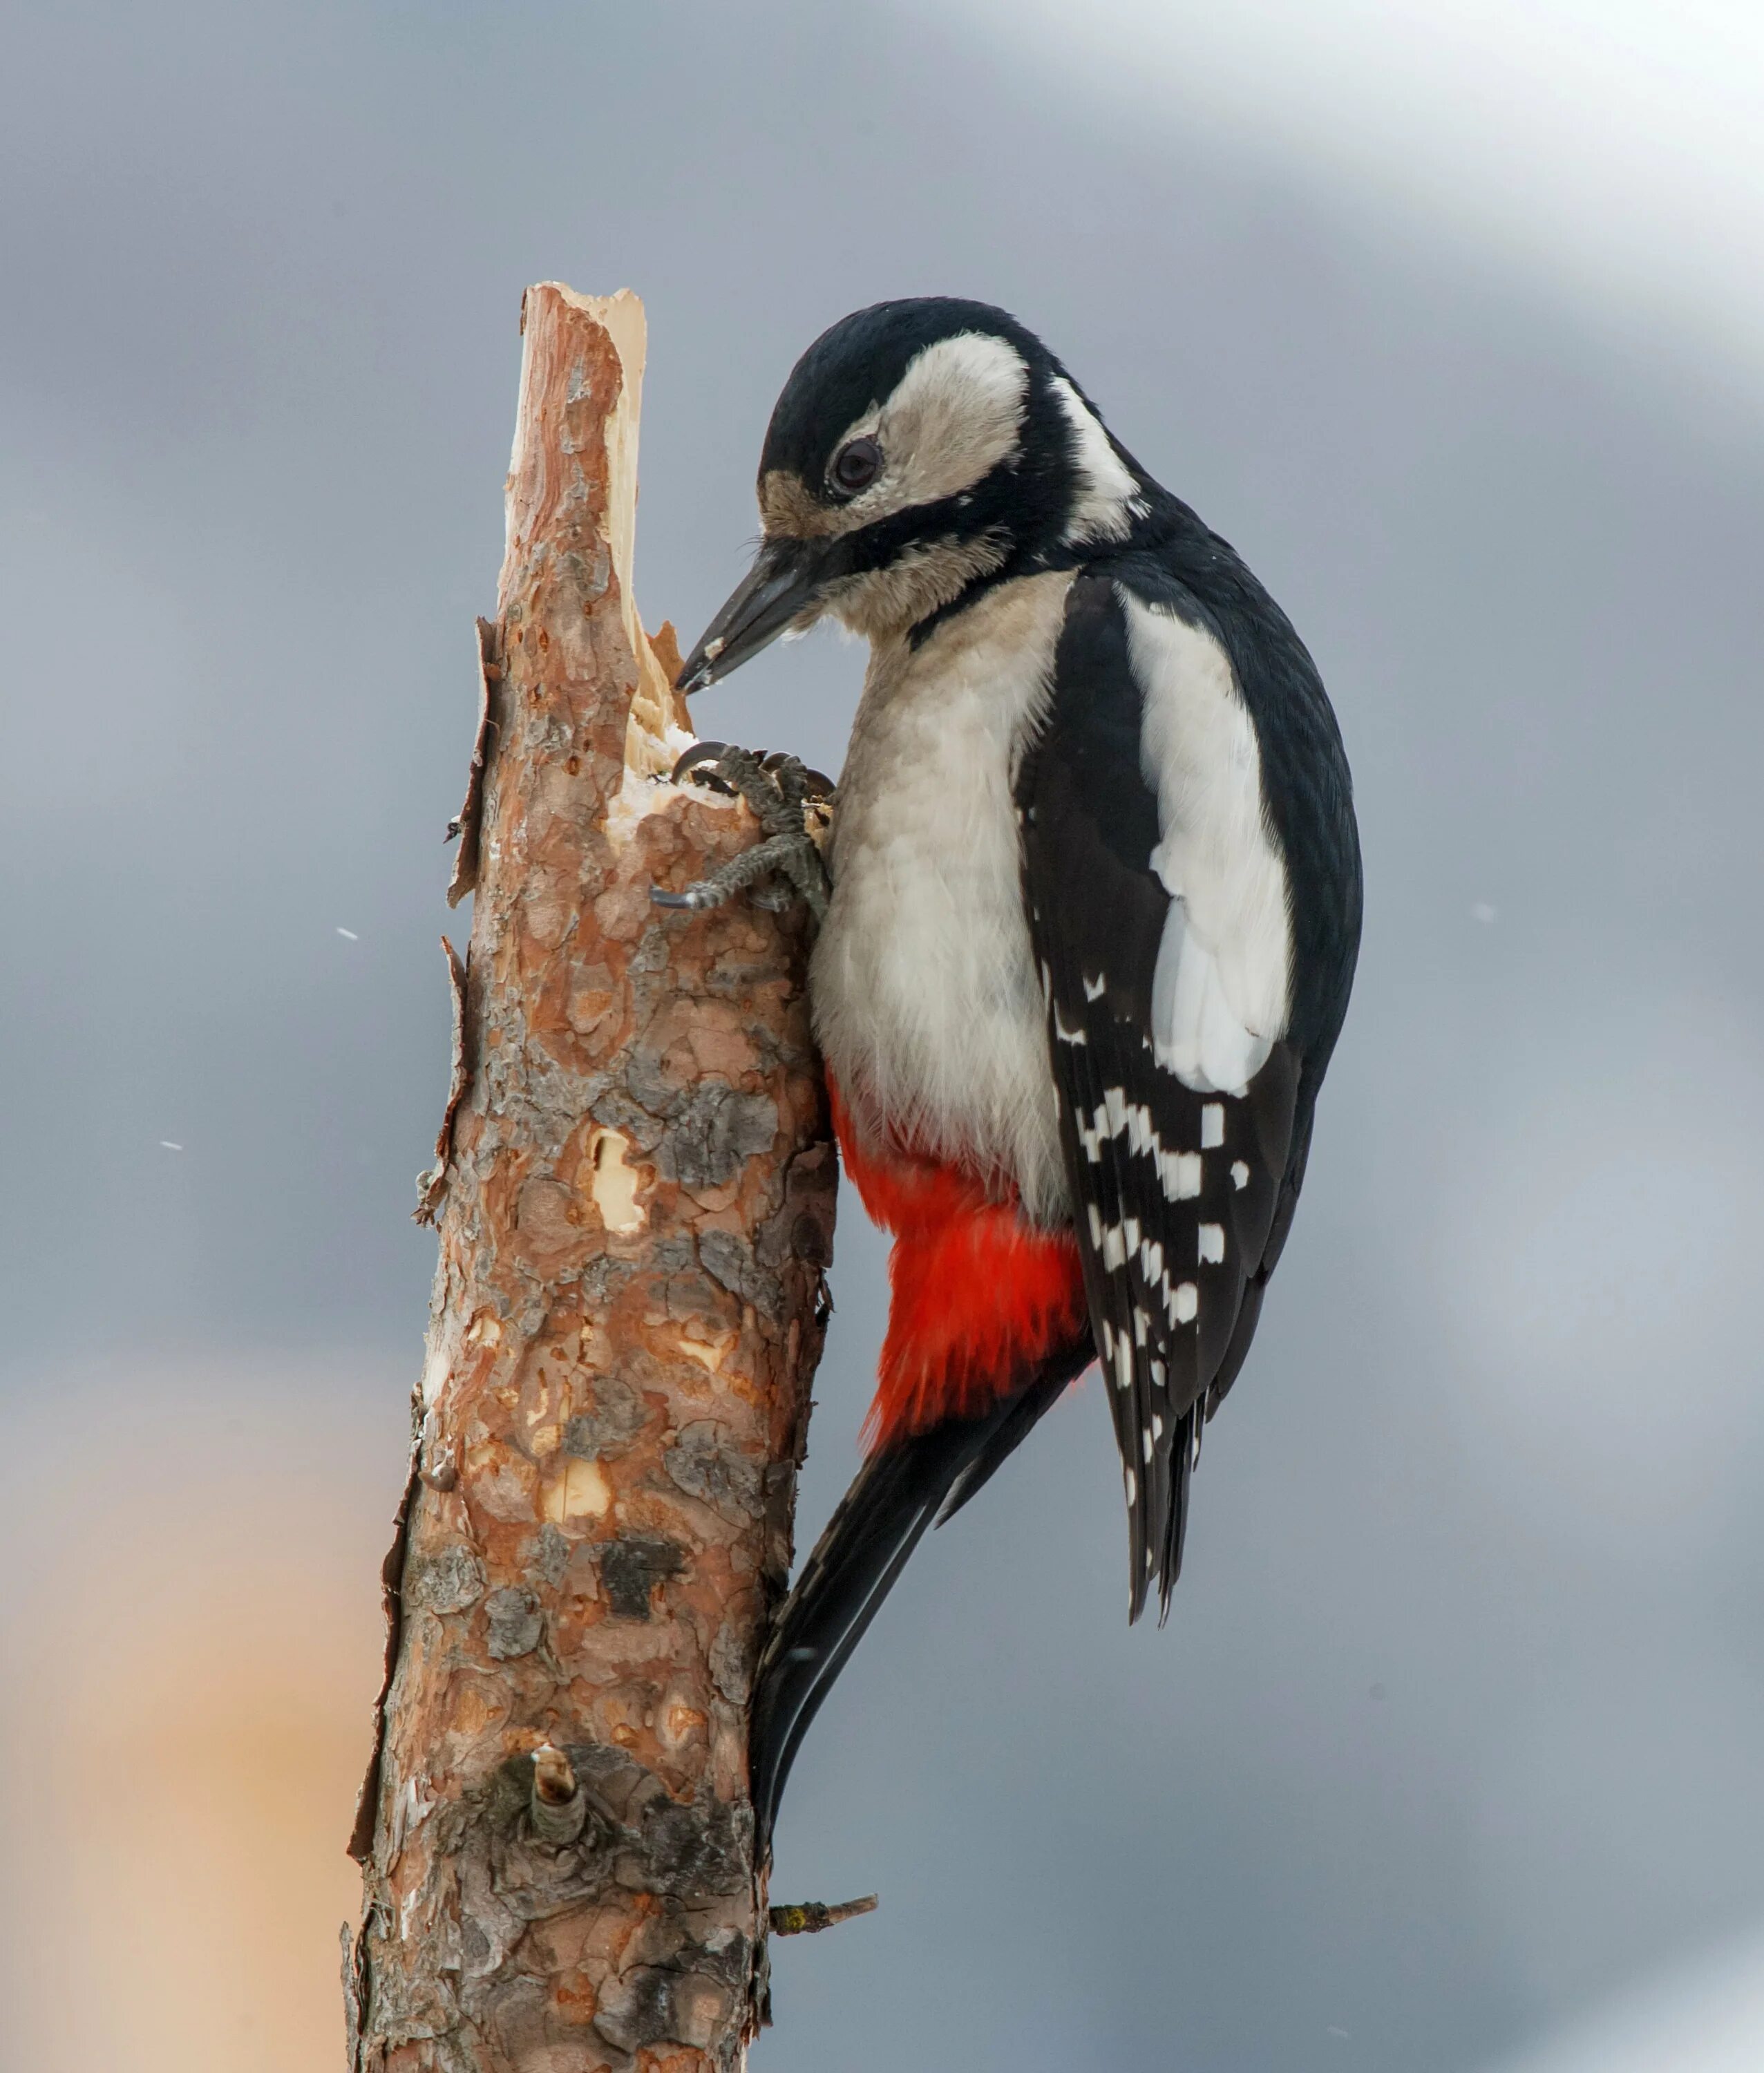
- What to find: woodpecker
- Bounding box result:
[664,298,1362,1858]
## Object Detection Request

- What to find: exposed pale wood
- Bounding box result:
[347,283,835,2072]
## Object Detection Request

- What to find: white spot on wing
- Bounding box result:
[1231,1159,1250,1190]
[1122,1101,1157,1155]
[1079,1091,1212,1216]
[1173,1282,1199,1324]
[1198,1222,1226,1263]
[1201,1103,1225,1148]
[1159,1149,1202,1200]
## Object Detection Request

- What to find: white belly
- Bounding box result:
[810,570,1074,1221]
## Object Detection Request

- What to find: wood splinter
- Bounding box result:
[767,1895,880,1937]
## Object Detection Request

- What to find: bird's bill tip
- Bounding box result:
[674,643,722,696]
[675,538,827,694]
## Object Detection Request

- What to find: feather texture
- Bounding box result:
[1018,569,1313,1618]
[717,295,1363,1850]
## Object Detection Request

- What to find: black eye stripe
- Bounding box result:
[829,436,882,495]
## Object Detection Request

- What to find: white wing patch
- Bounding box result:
[1123,592,1293,1097]
[1050,377,1144,545]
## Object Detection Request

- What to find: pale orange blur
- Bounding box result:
[0,1367,405,2072]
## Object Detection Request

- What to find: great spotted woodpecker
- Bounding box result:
[663,299,1362,1858]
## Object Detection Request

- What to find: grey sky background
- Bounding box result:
[2,2,1762,2067]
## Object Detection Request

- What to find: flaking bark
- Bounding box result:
[347,284,835,2072]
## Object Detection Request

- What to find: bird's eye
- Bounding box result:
[830,437,883,495]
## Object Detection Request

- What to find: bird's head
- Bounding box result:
[677,297,1149,694]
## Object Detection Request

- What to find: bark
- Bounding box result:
[346,283,836,2073]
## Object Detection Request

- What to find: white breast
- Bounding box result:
[1125,592,1293,1097]
[811,570,1075,1219]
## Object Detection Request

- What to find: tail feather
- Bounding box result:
[934,1352,1088,1526]
[749,1341,1090,1860]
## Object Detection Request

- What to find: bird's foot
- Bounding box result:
[649,742,834,921]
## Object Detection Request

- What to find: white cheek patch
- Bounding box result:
[835,332,1029,520]
[1050,375,1144,545]
[1128,594,1293,1097]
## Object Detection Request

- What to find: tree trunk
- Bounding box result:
[345,283,836,2073]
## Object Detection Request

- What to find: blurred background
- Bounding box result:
[2,1,1762,2066]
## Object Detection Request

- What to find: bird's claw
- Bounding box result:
[649,742,834,922]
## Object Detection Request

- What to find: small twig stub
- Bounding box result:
[768,1895,880,1937]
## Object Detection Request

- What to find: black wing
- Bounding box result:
[1018,564,1339,1621]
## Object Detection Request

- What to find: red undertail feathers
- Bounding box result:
[828,1077,1090,1450]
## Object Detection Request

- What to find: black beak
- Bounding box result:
[676,536,834,695]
